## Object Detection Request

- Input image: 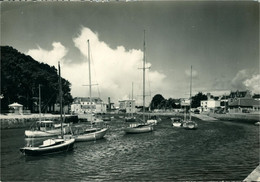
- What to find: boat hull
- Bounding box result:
[20,138,75,156]
[25,125,69,138]
[147,119,157,125]
[125,124,153,134]
[183,121,198,130]
[125,118,136,122]
[172,122,182,127]
[25,129,62,138]
[74,128,108,142]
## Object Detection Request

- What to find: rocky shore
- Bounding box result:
[0,114,78,129]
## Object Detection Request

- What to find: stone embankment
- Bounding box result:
[208,113,260,124]
[0,114,78,129]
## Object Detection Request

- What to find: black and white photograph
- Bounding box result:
[1,1,259,181]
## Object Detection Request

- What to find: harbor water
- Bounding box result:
[1,117,259,181]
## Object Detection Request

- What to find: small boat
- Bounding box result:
[20,136,75,156]
[124,123,153,134]
[125,116,136,122]
[20,62,75,156]
[119,115,125,119]
[24,85,69,138]
[182,66,198,130]
[102,116,111,121]
[183,120,198,130]
[72,127,108,142]
[255,121,260,126]
[171,118,182,127]
[25,121,69,138]
[147,115,160,125]
[147,118,158,125]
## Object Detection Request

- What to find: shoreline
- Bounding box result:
[1,112,259,129]
[0,114,78,129]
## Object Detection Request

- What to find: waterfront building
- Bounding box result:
[71,97,107,114]
[228,90,252,103]
[228,98,260,113]
[200,93,221,112]
[118,99,136,114]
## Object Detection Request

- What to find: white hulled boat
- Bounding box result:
[72,40,108,142]
[24,85,69,138]
[183,66,198,130]
[25,121,69,138]
[125,30,155,134]
[171,118,182,127]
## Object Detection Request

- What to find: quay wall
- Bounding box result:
[0,114,78,129]
[136,112,260,123]
[208,113,259,124]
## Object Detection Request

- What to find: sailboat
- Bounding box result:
[124,30,155,134]
[20,62,75,156]
[182,66,198,130]
[24,85,69,138]
[125,82,136,122]
[72,40,108,142]
[171,118,183,127]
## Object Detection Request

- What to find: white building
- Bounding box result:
[200,93,221,112]
[119,99,135,113]
[71,97,107,114]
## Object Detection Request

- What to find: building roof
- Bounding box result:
[229,90,251,98]
[8,102,23,107]
[229,98,260,107]
[73,97,103,104]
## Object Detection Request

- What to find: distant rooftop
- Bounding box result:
[73,97,103,104]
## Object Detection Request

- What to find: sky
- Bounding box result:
[1,1,259,106]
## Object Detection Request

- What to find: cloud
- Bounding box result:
[244,74,260,94]
[27,42,68,66]
[230,69,260,94]
[231,69,249,90]
[27,27,166,106]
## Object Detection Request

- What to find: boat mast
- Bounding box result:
[88,40,93,124]
[131,82,134,118]
[189,65,192,120]
[58,62,64,138]
[143,30,146,123]
[39,84,41,122]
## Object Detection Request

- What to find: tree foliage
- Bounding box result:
[191,92,207,108]
[1,46,73,112]
[150,94,180,110]
[150,94,165,110]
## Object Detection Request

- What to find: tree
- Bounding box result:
[150,94,165,110]
[1,46,73,113]
[191,92,207,108]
